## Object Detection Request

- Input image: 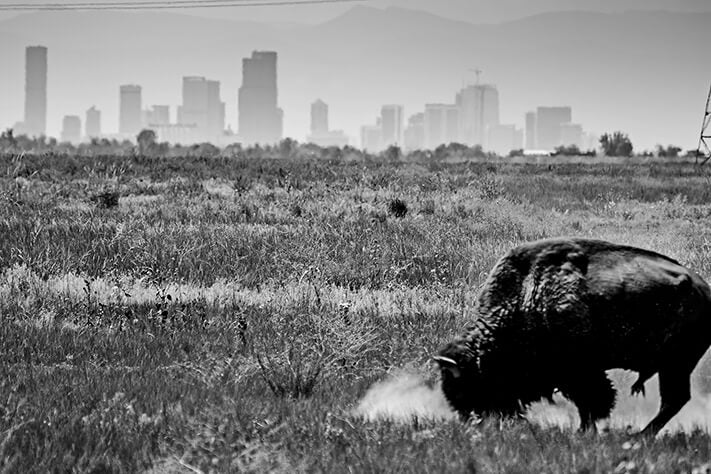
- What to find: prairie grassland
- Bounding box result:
[2,153,711,472]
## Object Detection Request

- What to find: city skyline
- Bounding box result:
[6,44,621,153]
[1,5,709,150]
[7,44,627,154]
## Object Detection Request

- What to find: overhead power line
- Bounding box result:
[0,0,364,10]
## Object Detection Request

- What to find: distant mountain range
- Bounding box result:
[0,5,709,149]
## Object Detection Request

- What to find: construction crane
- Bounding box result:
[697,82,711,165]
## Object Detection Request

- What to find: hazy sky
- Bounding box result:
[1,0,710,149]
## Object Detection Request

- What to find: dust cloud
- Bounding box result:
[355,367,711,434]
[354,369,456,422]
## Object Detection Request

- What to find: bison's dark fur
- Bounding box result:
[435,238,711,435]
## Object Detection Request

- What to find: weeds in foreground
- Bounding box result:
[2,155,711,471]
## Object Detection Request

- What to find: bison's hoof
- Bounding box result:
[631,381,646,397]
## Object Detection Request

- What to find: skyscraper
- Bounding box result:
[457,84,499,146]
[85,106,101,139]
[206,80,225,140]
[380,105,404,148]
[560,123,584,148]
[525,111,537,149]
[487,124,523,156]
[238,51,283,145]
[404,113,425,151]
[311,99,328,135]
[177,77,225,142]
[144,105,170,127]
[361,124,382,153]
[536,106,572,150]
[24,46,47,138]
[119,85,142,136]
[61,115,81,143]
[424,104,459,149]
[307,100,348,148]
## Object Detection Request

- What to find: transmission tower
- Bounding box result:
[697,82,711,165]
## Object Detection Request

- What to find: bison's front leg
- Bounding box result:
[560,370,616,432]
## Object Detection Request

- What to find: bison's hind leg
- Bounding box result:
[560,370,616,432]
[641,327,711,436]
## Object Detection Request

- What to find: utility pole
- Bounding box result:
[697,82,711,165]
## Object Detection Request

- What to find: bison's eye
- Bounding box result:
[433,356,462,379]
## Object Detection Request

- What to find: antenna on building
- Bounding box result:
[697,82,711,165]
[465,68,483,87]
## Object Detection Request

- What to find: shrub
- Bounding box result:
[387,198,408,218]
[90,190,120,209]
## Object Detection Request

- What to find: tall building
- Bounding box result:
[457,84,499,146]
[311,99,328,135]
[424,104,459,149]
[536,106,572,150]
[560,123,584,149]
[380,105,404,148]
[525,111,537,149]
[144,105,170,127]
[85,106,101,139]
[307,99,348,147]
[404,113,425,151]
[119,85,142,137]
[61,115,81,143]
[361,124,382,153]
[23,46,47,138]
[238,51,283,145]
[206,80,225,140]
[487,124,523,156]
[178,77,225,142]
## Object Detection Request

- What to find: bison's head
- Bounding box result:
[434,341,482,419]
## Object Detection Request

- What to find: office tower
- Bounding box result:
[536,106,572,150]
[24,46,47,137]
[380,105,404,147]
[560,123,584,148]
[424,104,459,149]
[404,113,425,151]
[144,105,170,127]
[179,77,207,138]
[307,100,348,147]
[311,99,328,135]
[206,80,225,139]
[119,85,142,136]
[177,77,224,142]
[457,84,499,146]
[85,106,101,139]
[61,115,81,143]
[525,111,537,149]
[238,51,283,145]
[361,124,382,152]
[487,124,523,156]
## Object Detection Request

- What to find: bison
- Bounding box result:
[434,238,711,435]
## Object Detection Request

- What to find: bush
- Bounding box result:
[90,190,120,209]
[387,198,408,218]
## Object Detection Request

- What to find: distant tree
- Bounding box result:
[0,128,16,148]
[508,149,524,157]
[553,145,582,156]
[383,145,401,162]
[279,138,297,158]
[655,144,682,158]
[136,129,157,154]
[600,132,633,157]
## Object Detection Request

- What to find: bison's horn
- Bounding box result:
[432,356,458,367]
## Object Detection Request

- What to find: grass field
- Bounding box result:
[2,152,711,472]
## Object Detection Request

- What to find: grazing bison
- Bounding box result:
[435,238,711,435]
